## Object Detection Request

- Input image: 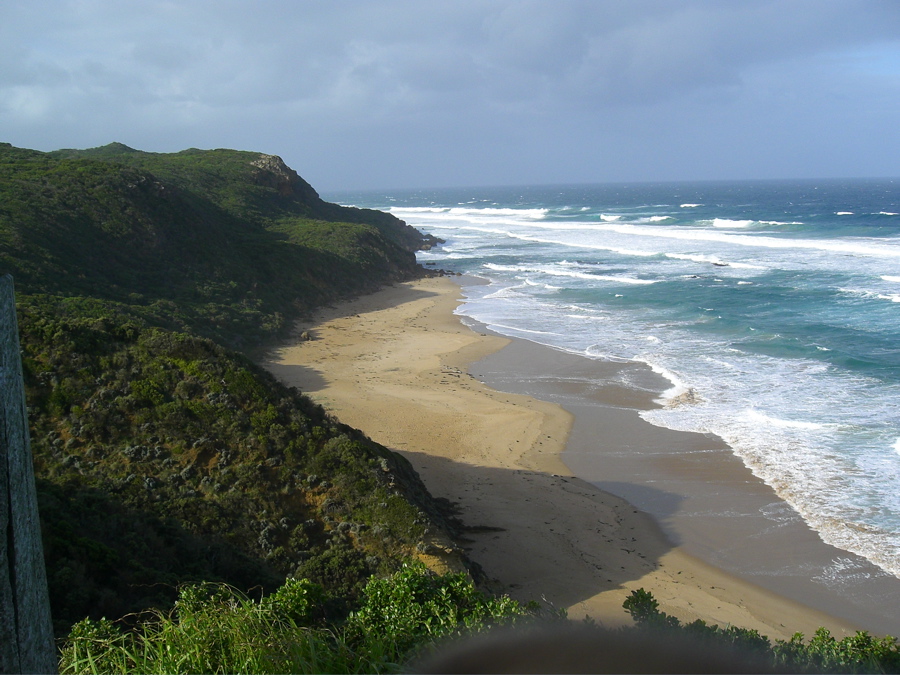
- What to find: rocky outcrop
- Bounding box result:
[251,154,321,203]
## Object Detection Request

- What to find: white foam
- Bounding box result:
[667,252,724,265]
[585,222,900,259]
[485,261,657,285]
[484,322,566,338]
[565,313,609,321]
[492,229,663,258]
[391,206,451,213]
[712,218,754,228]
[392,205,548,221]
[644,362,690,403]
[879,212,899,216]
[839,287,900,303]
[743,409,827,430]
[836,211,855,215]
[665,252,766,270]
[600,214,622,222]
[523,278,560,290]
[680,203,702,208]
[422,199,900,579]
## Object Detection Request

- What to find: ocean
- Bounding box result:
[326,179,900,580]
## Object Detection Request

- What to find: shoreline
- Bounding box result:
[261,276,871,640]
[473,333,900,636]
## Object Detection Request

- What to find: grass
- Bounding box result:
[59,565,539,674]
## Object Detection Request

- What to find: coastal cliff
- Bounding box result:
[0,142,464,633]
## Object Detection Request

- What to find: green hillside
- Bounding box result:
[0,142,456,634]
[2,142,435,347]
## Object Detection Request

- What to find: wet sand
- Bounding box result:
[474,337,900,636]
[261,276,892,640]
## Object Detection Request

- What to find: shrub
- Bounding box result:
[59,569,538,674]
[347,562,539,662]
[624,588,900,673]
[59,581,366,675]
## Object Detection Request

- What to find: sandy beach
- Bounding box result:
[262,275,870,641]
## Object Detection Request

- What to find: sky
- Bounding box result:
[2,1,899,191]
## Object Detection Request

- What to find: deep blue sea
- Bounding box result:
[326,180,900,578]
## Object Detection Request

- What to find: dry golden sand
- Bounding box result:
[261,276,857,641]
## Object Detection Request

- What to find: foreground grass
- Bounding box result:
[61,570,900,674]
[59,564,539,674]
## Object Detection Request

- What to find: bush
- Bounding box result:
[60,581,368,675]
[59,568,539,674]
[347,562,540,662]
[624,588,900,673]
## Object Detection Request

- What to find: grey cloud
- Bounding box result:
[2,1,898,188]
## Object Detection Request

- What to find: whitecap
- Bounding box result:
[600,214,622,222]
[881,276,900,283]
[836,211,855,216]
[391,206,451,213]
[879,212,899,216]
[485,261,657,286]
[667,252,723,265]
[484,262,526,273]
[565,314,608,321]
[396,205,549,221]
[643,362,691,404]
[665,252,766,270]
[591,222,900,259]
[839,287,900,303]
[680,203,702,208]
[711,218,754,228]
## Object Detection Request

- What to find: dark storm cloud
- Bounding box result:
[2,1,898,189]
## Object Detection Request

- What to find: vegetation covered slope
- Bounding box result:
[2,142,433,347]
[0,142,456,634]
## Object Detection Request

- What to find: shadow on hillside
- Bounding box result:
[37,478,280,636]
[397,449,681,611]
[263,361,329,394]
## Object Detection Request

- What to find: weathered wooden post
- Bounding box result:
[0,275,56,674]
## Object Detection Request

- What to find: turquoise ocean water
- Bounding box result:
[327,180,900,579]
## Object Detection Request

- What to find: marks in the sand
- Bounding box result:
[433,365,482,391]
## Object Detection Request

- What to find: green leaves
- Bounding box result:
[2,142,427,346]
[60,568,537,674]
[347,562,537,661]
[625,589,900,673]
[24,309,454,634]
[3,141,453,643]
